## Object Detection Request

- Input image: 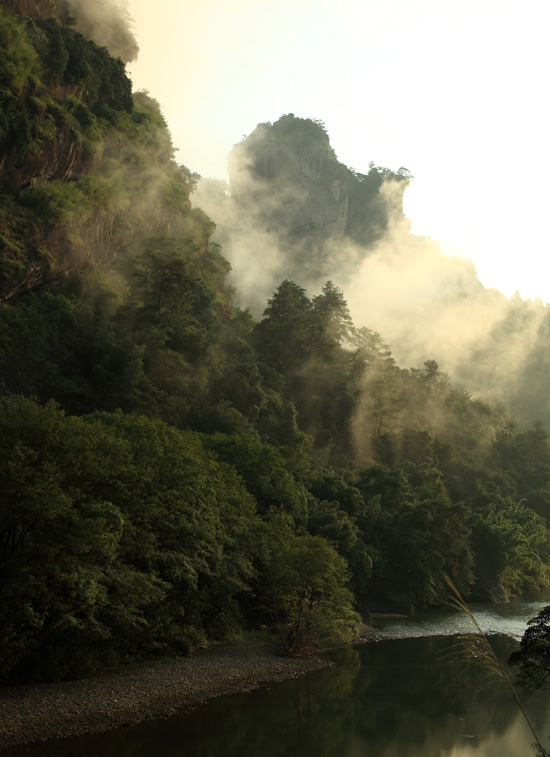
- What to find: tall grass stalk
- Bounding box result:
[443,575,547,756]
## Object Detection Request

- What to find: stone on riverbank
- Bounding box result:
[0,640,332,749]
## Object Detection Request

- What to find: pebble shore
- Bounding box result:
[0,641,332,749]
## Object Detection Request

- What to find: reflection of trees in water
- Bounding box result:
[182,660,361,757]
[39,649,362,757]
[12,639,549,757]
[158,649,362,757]
[437,577,550,756]
[350,636,543,757]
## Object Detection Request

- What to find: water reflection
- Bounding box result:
[5,634,550,757]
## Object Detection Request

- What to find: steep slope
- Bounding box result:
[2,1,550,686]
[2,0,138,60]
[2,0,54,19]
[194,114,550,431]
[0,2,198,299]
[193,114,411,309]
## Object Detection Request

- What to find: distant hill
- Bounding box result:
[193,115,550,431]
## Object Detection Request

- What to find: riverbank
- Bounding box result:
[0,640,333,749]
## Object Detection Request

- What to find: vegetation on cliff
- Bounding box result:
[220,114,411,291]
[2,1,550,683]
[201,115,550,435]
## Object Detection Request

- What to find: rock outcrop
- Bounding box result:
[1,0,54,19]
[0,1,146,299]
[0,119,100,197]
[226,114,410,290]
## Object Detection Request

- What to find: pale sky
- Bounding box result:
[126,0,550,303]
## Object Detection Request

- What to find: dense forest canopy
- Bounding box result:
[2,0,550,684]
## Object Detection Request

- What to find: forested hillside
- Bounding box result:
[195,116,550,432]
[2,0,550,684]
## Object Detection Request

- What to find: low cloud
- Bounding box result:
[60,0,139,62]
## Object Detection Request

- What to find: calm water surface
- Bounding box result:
[6,593,550,757]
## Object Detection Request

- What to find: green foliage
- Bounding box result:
[87,411,260,643]
[2,10,550,681]
[306,493,373,612]
[3,263,550,672]
[201,433,308,520]
[471,495,548,595]
[34,17,134,114]
[311,280,354,357]
[509,605,550,697]
[0,14,200,303]
[19,179,90,223]
[0,9,42,95]
[0,396,135,680]
[354,464,475,604]
[261,527,360,654]
[255,279,313,374]
[0,397,265,680]
[0,395,369,680]
[254,280,363,461]
[0,9,132,162]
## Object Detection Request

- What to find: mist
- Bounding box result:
[191,115,550,429]
[191,177,287,314]
[59,0,139,62]
[343,201,548,408]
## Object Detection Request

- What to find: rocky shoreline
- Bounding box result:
[0,640,333,750]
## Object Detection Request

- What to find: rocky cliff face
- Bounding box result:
[226,114,409,290]
[1,0,138,61]
[2,0,54,19]
[0,2,112,198]
[230,144,350,241]
[0,118,100,197]
[229,116,349,241]
[0,5,190,301]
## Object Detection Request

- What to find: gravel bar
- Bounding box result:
[0,641,332,749]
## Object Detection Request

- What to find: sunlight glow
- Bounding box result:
[127,0,550,303]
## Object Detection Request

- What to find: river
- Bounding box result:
[5,593,550,756]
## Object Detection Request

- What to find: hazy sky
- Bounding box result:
[126,0,550,303]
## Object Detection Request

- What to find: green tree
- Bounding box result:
[311,280,353,362]
[509,606,550,698]
[201,433,308,520]
[471,494,549,596]
[306,495,373,611]
[254,280,313,374]
[0,396,164,681]
[355,464,474,605]
[264,529,360,654]
[87,411,260,644]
